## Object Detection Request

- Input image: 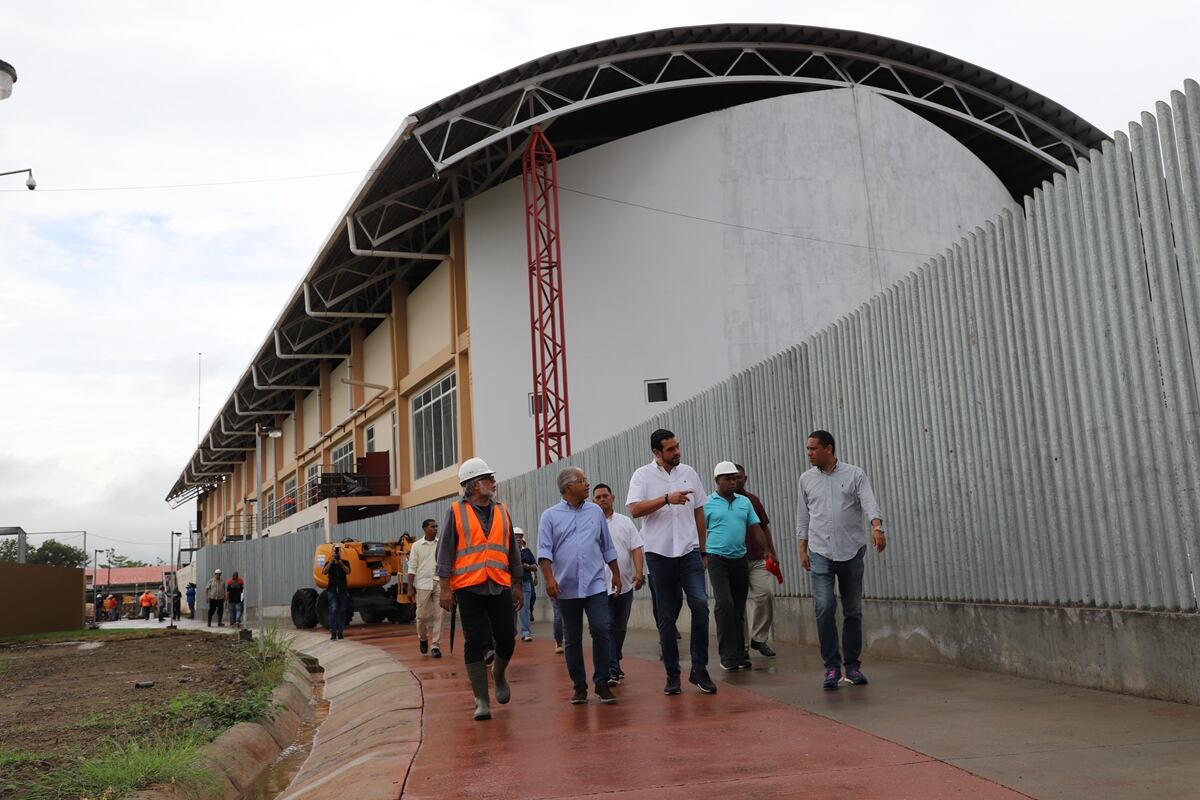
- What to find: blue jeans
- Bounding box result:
[645,550,709,676]
[518,578,535,636]
[328,589,349,637]
[558,592,612,690]
[607,590,634,677]
[551,597,563,644]
[810,546,866,671]
[228,601,244,625]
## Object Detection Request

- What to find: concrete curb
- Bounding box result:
[129,648,316,799]
[274,632,422,800]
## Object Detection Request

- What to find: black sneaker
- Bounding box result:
[719,660,740,672]
[570,687,588,705]
[431,646,442,659]
[419,639,429,654]
[596,685,618,704]
[663,675,682,695]
[845,667,869,685]
[738,659,753,670]
[689,668,717,694]
[752,641,777,657]
[823,668,842,690]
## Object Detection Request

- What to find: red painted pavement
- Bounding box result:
[345,625,1029,800]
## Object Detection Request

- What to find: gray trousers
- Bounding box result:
[746,559,775,644]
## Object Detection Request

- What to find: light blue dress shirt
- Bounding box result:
[537,499,617,600]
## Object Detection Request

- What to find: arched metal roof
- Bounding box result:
[167,23,1109,504]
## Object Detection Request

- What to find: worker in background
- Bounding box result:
[736,464,780,659]
[139,589,156,621]
[516,529,538,641]
[539,467,621,706]
[156,588,167,622]
[437,457,524,721]
[169,583,183,622]
[407,518,444,658]
[206,568,226,627]
[323,545,351,640]
[592,482,644,686]
[105,594,118,621]
[627,428,716,696]
[704,461,769,672]
[185,582,196,619]
[226,571,246,628]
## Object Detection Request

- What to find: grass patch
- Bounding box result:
[0,660,8,675]
[23,734,220,800]
[162,688,275,733]
[0,747,43,770]
[0,628,163,646]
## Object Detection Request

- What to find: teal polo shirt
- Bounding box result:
[703,491,760,558]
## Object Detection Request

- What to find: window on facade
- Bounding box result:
[412,372,458,480]
[282,477,297,517]
[306,463,320,504]
[264,489,275,526]
[366,425,376,453]
[331,440,355,473]
[645,379,669,403]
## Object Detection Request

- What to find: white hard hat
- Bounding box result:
[214,568,222,573]
[713,460,739,478]
[458,457,495,484]
[513,526,525,537]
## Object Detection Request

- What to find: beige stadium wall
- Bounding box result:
[302,389,320,445]
[330,360,351,426]
[407,260,451,368]
[0,563,84,637]
[363,320,393,389]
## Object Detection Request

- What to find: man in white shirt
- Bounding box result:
[796,430,886,690]
[407,517,444,658]
[593,482,644,686]
[627,428,716,696]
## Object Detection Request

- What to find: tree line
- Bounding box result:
[0,539,155,569]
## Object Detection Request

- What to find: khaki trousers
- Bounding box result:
[746,559,775,644]
[416,584,444,647]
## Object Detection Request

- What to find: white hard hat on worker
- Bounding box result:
[458,457,495,484]
[713,460,739,478]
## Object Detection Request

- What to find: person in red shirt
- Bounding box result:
[736,464,780,659]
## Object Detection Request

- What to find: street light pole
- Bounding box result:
[167,531,182,629]
[253,423,283,640]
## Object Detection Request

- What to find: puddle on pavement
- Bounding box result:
[241,673,329,800]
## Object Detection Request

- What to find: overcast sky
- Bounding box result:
[1,0,1195,564]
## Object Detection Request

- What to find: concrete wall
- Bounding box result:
[465,87,1014,478]
[408,260,451,368]
[0,563,84,636]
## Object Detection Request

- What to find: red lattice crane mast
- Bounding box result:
[522,126,572,468]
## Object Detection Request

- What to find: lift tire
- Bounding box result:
[290,589,318,629]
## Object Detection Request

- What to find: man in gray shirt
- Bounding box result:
[795,430,887,690]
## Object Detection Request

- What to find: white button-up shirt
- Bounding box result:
[604,512,645,595]
[795,461,882,562]
[627,461,707,558]
[407,537,440,591]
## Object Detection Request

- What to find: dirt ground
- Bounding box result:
[0,631,253,794]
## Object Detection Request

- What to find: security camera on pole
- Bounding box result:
[0,59,37,191]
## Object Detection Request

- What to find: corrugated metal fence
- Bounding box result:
[337,80,1200,614]
[195,524,325,610]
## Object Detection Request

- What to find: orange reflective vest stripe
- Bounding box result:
[449,501,513,592]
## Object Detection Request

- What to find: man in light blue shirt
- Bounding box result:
[704,461,768,672]
[539,466,621,706]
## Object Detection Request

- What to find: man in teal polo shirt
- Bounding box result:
[704,461,769,672]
